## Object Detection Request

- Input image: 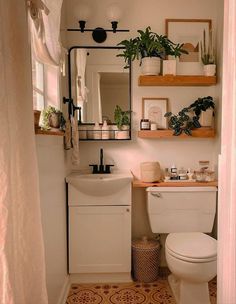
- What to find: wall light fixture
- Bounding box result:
[67,3,129,43]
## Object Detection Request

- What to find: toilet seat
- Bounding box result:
[166,232,217,263]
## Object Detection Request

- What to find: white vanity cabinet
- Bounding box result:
[66,173,132,276]
[69,205,131,273]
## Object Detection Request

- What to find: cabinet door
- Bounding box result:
[69,205,131,274]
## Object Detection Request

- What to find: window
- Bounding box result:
[32,58,46,110]
[32,57,60,110]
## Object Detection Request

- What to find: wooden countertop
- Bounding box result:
[133,180,218,188]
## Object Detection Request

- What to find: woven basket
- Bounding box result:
[132,237,161,283]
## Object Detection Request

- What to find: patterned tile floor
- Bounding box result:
[66,276,216,304]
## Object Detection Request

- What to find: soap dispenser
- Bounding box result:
[93,122,101,140]
[102,120,110,140]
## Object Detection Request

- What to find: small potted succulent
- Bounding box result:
[117,26,187,75]
[188,96,215,127]
[41,106,63,130]
[200,29,216,76]
[114,105,131,139]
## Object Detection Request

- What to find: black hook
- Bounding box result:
[63,97,82,123]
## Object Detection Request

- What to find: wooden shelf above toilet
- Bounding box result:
[138,128,215,139]
[138,75,217,86]
[133,180,218,188]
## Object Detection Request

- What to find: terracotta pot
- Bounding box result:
[49,113,62,128]
[34,110,41,127]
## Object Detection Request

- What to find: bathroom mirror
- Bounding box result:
[68,46,131,124]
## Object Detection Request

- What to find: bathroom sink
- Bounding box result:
[66,172,133,203]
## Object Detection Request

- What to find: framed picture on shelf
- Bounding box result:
[165,19,212,75]
[142,98,168,129]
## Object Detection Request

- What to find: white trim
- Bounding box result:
[56,275,70,304]
[69,272,132,284]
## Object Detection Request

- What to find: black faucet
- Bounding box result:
[89,148,114,174]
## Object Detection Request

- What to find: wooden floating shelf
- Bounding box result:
[133,180,218,188]
[138,75,217,86]
[138,128,215,139]
[35,127,65,136]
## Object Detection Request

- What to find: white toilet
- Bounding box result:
[146,187,217,304]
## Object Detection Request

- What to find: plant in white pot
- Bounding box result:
[201,29,216,76]
[117,27,187,76]
[188,96,215,127]
[114,105,131,139]
[161,37,188,76]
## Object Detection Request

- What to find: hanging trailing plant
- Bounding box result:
[164,108,201,136]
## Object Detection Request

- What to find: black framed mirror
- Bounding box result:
[67,46,131,140]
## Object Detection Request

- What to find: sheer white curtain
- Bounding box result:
[0,0,48,303]
[218,0,236,303]
[28,0,63,66]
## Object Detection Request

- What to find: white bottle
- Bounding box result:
[93,122,101,140]
[102,120,110,140]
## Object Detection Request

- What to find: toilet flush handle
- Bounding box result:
[151,192,161,198]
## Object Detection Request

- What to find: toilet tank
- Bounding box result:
[146,187,217,233]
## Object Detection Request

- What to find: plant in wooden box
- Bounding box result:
[188,96,215,127]
[117,27,187,76]
[114,105,131,139]
[201,29,216,76]
[164,107,201,136]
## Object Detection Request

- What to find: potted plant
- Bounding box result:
[41,106,63,130]
[117,27,187,75]
[164,108,201,136]
[200,29,216,76]
[114,105,131,139]
[160,35,188,76]
[188,96,215,127]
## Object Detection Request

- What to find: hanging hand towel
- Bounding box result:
[64,118,72,150]
[71,114,80,166]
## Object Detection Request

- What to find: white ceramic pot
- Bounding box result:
[203,64,216,76]
[199,108,214,127]
[141,57,161,75]
[162,59,177,76]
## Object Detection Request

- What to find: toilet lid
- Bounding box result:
[166,232,217,261]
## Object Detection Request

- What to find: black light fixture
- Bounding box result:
[67,3,129,43]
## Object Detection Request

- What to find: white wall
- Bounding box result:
[36,136,70,303]
[63,0,223,264]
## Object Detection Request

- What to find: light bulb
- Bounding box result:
[77,3,91,21]
[106,3,122,22]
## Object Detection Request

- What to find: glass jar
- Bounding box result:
[140,119,150,130]
[195,170,206,182]
[199,160,210,172]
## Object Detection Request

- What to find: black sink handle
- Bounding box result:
[89,164,98,174]
[105,164,114,173]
